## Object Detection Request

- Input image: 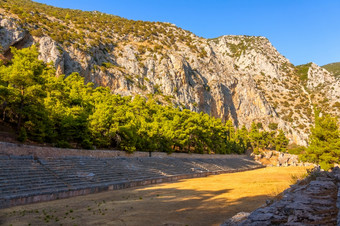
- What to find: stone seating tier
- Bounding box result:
[0,154,262,209]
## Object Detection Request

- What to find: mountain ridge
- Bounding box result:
[322,62,340,78]
[0,0,339,146]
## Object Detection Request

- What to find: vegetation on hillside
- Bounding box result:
[0,0,204,54]
[295,63,312,85]
[322,62,340,78]
[300,110,340,170]
[0,46,290,154]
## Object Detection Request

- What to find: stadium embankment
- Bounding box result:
[0,142,263,209]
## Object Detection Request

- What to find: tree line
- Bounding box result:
[0,46,289,154]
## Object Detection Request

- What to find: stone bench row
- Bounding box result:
[0,154,262,209]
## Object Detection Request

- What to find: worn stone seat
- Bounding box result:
[0,154,262,209]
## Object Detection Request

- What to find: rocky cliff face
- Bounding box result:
[306,63,340,116]
[0,4,339,146]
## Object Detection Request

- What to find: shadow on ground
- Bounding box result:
[1,166,309,226]
[0,183,270,226]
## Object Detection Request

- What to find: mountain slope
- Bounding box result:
[297,62,340,116]
[0,0,339,146]
[322,62,340,78]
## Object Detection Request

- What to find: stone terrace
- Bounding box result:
[0,142,262,209]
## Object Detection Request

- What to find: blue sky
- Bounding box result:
[34,0,340,66]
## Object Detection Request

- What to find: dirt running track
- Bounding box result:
[0,167,309,226]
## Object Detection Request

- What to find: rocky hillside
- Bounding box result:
[0,0,339,146]
[296,62,340,116]
[322,62,340,78]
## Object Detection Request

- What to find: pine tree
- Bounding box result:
[249,122,262,152]
[235,125,249,153]
[0,46,52,141]
[301,111,340,170]
[275,129,289,152]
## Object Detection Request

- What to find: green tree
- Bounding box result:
[0,46,45,129]
[0,46,53,141]
[301,111,340,170]
[249,122,262,152]
[275,129,289,152]
[235,125,250,153]
[88,88,119,147]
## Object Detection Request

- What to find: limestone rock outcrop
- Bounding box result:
[0,15,28,55]
[307,62,333,89]
[306,63,340,117]
[251,150,315,167]
[36,36,65,76]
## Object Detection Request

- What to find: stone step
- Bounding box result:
[0,154,262,209]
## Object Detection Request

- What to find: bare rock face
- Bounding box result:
[0,15,27,54]
[0,11,339,146]
[223,168,340,226]
[37,36,65,76]
[305,62,340,117]
[251,150,314,167]
[307,62,333,89]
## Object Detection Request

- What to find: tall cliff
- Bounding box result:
[0,0,339,145]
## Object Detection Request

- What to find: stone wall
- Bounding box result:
[222,167,340,225]
[0,141,248,159]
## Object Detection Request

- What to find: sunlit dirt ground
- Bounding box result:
[0,166,309,226]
